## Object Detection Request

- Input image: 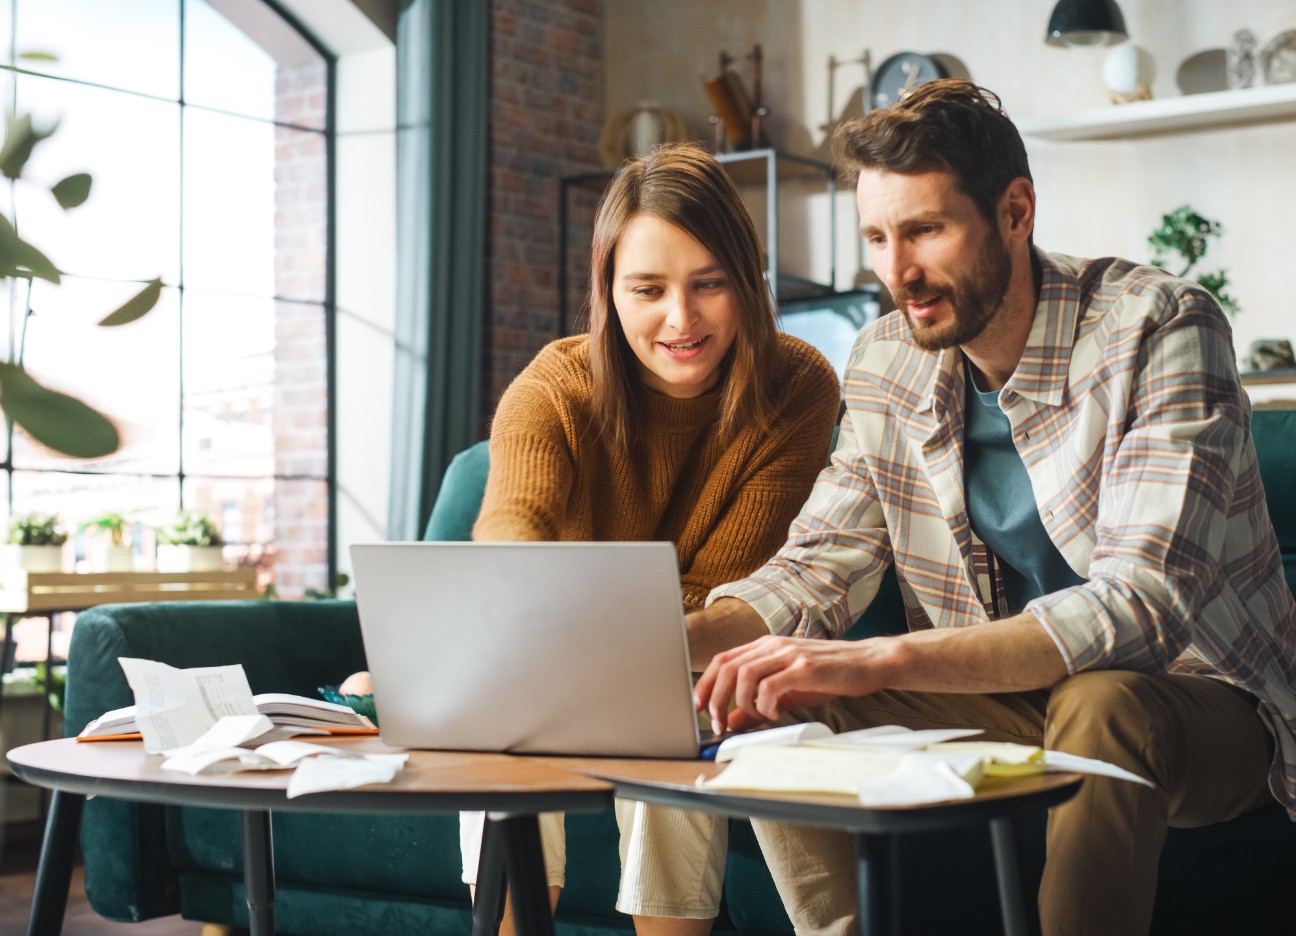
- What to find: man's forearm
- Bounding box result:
[686,597,770,670]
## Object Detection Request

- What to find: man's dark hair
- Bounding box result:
[833,79,1032,225]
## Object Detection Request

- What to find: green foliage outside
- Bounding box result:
[1147,205,1240,317]
[6,511,67,546]
[79,510,132,547]
[158,510,225,547]
[0,53,163,459]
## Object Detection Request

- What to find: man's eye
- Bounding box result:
[867,235,886,248]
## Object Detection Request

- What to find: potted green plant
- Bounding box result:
[156,510,225,572]
[79,510,135,572]
[3,511,67,571]
[1147,204,1240,316]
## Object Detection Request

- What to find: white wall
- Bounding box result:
[604,0,1296,364]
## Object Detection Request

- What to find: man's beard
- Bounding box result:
[894,233,1013,351]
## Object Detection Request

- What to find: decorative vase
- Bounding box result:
[156,544,225,573]
[1,544,64,572]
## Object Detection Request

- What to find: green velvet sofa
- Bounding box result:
[58,410,1296,935]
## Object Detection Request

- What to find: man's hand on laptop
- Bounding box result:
[696,633,893,733]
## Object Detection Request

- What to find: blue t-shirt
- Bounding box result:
[962,360,1084,612]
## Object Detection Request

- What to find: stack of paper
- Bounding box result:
[701,725,1151,807]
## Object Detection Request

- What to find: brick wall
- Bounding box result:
[485,0,605,420]
[272,61,330,597]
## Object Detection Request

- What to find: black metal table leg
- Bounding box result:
[856,832,898,936]
[989,816,1030,936]
[472,815,509,936]
[498,815,555,936]
[242,810,275,936]
[26,789,85,936]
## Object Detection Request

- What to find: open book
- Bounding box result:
[78,658,376,748]
[79,693,376,742]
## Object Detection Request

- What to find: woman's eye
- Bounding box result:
[696,279,726,291]
[632,286,662,298]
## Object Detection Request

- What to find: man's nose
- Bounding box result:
[877,244,920,293]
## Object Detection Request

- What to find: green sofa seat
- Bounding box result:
[63,410,1296,935]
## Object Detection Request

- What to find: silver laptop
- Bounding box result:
[349,541,702,758]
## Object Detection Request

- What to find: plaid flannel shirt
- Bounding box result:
[711,249,1296,818]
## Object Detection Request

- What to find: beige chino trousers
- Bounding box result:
[754,670,1275,936]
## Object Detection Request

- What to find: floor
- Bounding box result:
[0,822,200,935]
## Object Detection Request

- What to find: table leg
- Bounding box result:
[472,815,509,936]
[241,810,275,936]
[856,833,898,936]
[496,814,555,936]
[989,817,1030,936]
[26,789,84,936]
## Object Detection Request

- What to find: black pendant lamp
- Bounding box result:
[1045,0,1128,48]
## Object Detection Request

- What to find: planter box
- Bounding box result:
[156,544,225,573]
[89,544,134,572]
[1,544,64,572]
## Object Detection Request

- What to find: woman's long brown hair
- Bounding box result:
[586,143,782,453]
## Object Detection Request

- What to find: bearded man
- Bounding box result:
[686,80,1295,936]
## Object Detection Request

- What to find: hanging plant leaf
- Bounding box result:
[51,172,92,209]
[0,213,61,283]
[0,362,120,458]
[98,277,163,326]
[0,113,55,180]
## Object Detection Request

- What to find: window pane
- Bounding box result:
[184,0,324,129]
[14,0,180,99]
[182,108,275,296]
[182,109,326,302]
[183,290,274,477]
[15,277,180,473]
[13,75,181,284]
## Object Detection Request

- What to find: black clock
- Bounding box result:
[868,52,949,110]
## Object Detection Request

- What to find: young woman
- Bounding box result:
[461,142,841,936]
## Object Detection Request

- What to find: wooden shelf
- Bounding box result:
[1017,83,1296,141]
[0,569,258,613]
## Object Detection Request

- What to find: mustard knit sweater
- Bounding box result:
[474,333,840,610]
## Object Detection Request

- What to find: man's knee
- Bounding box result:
[1044,670,1166,768]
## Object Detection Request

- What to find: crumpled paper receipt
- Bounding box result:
[286,753,408,798]
[159,713,407,796]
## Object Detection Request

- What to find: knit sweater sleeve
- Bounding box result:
[677,337,841,610]
[473,348,583,542]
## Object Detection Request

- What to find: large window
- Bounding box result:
[1,0,333,608]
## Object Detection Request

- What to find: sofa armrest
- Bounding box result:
[63,598,365,922]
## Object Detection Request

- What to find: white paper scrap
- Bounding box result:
[1042,750,1154,787]
[714,722,834,762]
[810,726,985,750]
[187,714,277,751]
[856,750,983,806]
[286,753,407,798]
[119,658,259,753]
